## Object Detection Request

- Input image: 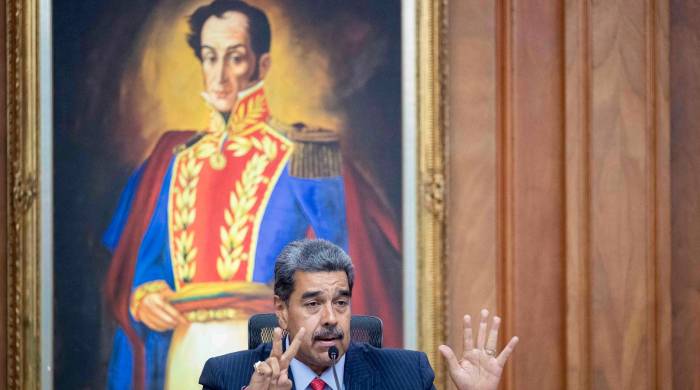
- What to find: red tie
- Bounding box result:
[310,377,326,390]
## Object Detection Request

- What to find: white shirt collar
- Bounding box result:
[286,337,345,390]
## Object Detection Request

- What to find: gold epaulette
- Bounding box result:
[267,119,342,178]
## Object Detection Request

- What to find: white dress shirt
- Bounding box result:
[286,338,345,390]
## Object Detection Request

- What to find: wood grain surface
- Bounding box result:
[590,0,654,388]
[509,1,566,389]
[446,0,498,371]
[670,0,700,388]
[564,0,592,387]
[447,0,672,388]
[446,2,503,389]
[1,0,695,389]
[1,0,7,386]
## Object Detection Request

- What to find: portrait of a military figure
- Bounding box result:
[53,0,403,388]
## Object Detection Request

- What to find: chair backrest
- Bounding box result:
[248,313,383,350]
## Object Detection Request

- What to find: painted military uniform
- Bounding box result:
[103,82,347,390]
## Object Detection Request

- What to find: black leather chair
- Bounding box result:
[248,313,383,350]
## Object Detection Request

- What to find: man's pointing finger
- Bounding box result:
[271,327,283,358]
[280,327,306,367]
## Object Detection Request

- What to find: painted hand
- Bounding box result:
[136,288,188,331]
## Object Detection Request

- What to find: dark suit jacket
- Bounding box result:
[199,342,436,390]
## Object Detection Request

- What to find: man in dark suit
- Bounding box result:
[199,239,519,389]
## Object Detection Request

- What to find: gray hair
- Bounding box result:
[274,239,355,303]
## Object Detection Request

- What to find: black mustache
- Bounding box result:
[313,327,344,340]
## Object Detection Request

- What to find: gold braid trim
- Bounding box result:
[172,150,203,283]
[230,92,268,132]
[217,135,278,280]
[270,121,342,178]
[184,308,245,322]
[129,280,170,320]
[289,141,342,178]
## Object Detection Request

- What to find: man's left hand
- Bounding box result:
[439,309,519,390]
[246,327,305,390]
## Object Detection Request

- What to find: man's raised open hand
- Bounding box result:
[439,309,519,390]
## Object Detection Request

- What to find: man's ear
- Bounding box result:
[274,295,288,329]
[258,53,271,79]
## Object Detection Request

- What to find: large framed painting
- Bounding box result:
[4,0,446,388]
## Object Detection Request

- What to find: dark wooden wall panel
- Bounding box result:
[447,0,672,388]
[446,1,498,386]
[589,0,653,388]
[1,0,7,386]
[509,0,566,389]
[564,0,592,387]
[446,0,498,351]
[670,0,700,388]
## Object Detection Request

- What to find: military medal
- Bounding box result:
[209,152,226,170]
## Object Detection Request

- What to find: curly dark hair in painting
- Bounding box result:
[187,0,271,60]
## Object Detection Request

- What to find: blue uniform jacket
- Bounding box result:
[103,135,348,389]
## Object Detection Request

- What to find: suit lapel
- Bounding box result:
[286,368,295,388]
[343,343,376,390]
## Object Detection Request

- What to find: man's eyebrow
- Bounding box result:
[336,289,351,298]
[300,291,322,300]
[225,44,246,52]
[200,44,246,52]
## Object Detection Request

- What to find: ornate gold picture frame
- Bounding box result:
[4,0,446,388]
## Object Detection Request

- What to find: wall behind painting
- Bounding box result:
[52,1,400,388]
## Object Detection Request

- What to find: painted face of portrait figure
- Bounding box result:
[189,0,272,113]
